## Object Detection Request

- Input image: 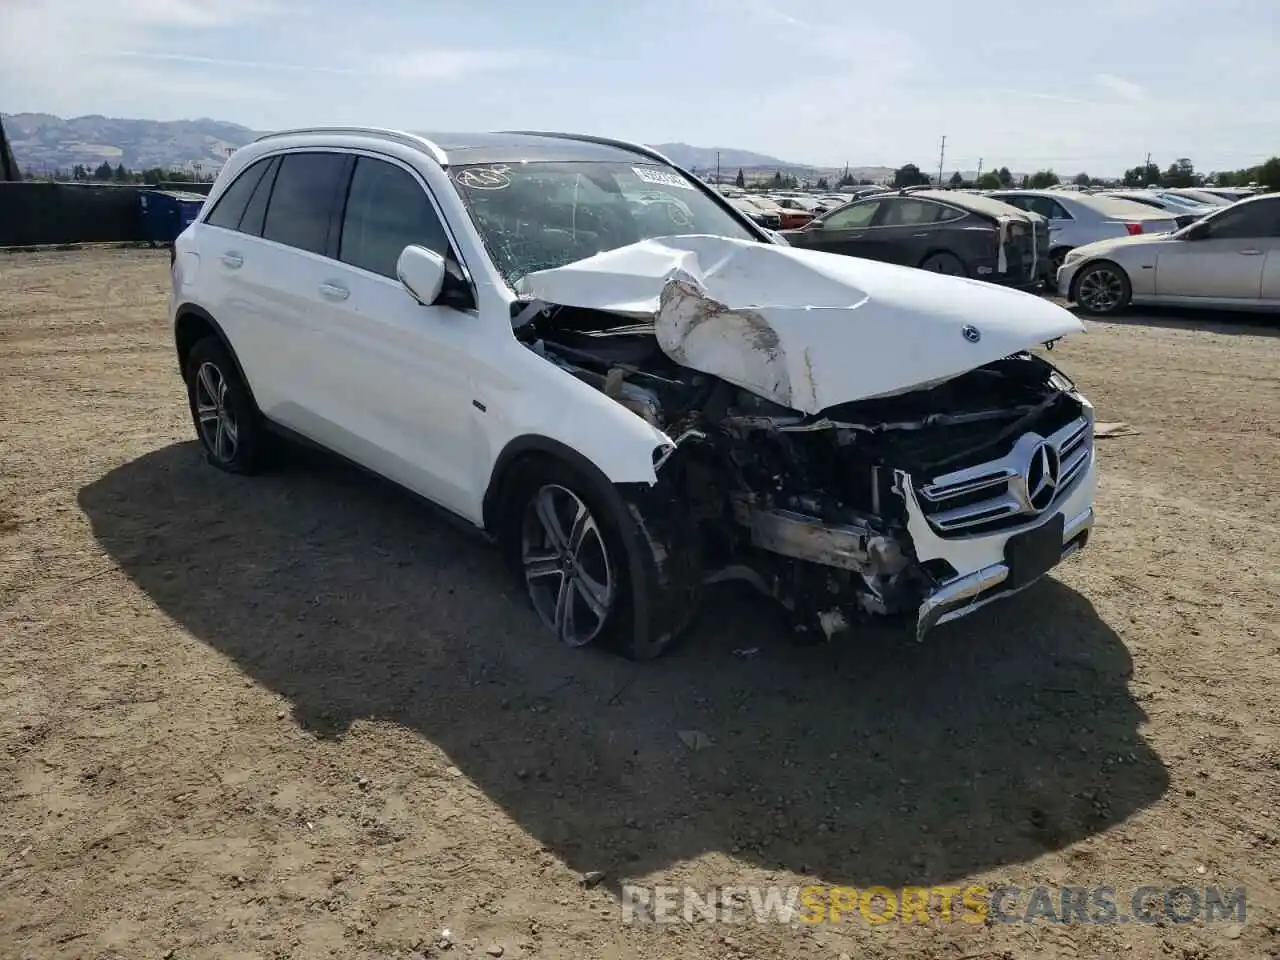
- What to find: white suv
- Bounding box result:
[171,127,1098,658]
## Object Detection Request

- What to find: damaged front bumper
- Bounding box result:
[913,506,1093,641]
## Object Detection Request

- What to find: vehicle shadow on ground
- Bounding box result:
[79,442,1169,889]
[1078,305,1280,336]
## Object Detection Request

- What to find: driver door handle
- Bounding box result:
[221,252,243,269]
[319,282,350,301]
[1238,249,1263,256]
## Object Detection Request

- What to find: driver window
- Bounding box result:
[1204,200,1280,240]
[823,200,880,229]
[339,157,450,279]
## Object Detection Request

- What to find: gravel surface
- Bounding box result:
[2,248,1278,959]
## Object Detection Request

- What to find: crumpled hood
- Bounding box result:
[516,235,1084,414]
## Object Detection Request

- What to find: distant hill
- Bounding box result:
[1,113,897,183]
[648,142,894,184]
[2,113,260,174]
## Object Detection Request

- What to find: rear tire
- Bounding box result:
[184,336,269,474]
[919,251,967,277]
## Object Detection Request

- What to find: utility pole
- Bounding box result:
[715,151,721,185]
[976,157,983,183]
[937,135,946,186]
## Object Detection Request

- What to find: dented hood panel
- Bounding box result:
[516,235,1084,414]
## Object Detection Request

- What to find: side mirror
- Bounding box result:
[397,244,446,305]
[1184,221,1210,241]
[806,219,825,230]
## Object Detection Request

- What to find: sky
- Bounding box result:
[1,0,1277,176]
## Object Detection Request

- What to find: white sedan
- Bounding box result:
[1056,193,1280,315]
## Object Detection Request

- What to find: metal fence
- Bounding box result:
[0,181,209,247]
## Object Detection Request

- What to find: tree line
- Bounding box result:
[17,161,214,184]
[905,156,1280,192]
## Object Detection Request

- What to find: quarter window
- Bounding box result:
[205,158,272,231]
[339,158,449,279]
[262,152,349,255]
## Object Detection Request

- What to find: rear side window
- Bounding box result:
[338,157,449,279]
[205,158,272,231]
[262,152,349,255]
[881,199,959,226]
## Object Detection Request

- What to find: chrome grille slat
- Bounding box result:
[915,416,1093,536]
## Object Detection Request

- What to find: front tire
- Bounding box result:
[1072,261,1132,315]
[184,336,268,473]
[499,456,700,660]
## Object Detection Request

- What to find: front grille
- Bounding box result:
[915,416,1092,536]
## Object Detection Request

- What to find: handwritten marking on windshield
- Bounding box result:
[455,166,511,190]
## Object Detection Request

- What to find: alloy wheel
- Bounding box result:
[194,360,239,462]
[520,483,615,647]
[1077,267,1125,313]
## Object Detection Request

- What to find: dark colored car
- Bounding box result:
[781,189,1052,288]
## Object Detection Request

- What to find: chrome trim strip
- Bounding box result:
[915,507,1093,641]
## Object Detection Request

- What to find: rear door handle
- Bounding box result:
[221,252,243,269]
[319,282,350,301]
[913,232,930,238]
[1238,249,1263,256]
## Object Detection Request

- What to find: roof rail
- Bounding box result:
[498,130,675,167]
[252,127,446,164]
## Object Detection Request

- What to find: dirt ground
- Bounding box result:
[1,248,1278,960]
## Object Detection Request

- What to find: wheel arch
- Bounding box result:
[173,303,259,407]
[917,248,967,271]
[481,434,646,538]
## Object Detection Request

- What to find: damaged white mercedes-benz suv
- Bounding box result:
[171,128,1096,659]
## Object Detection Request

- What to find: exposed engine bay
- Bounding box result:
[516,302,1091,638]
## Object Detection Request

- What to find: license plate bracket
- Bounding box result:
[1004,514,1065,591]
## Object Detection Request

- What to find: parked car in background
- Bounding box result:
[1097,190,1217,228]
[771,196,825,218]
[1162,188,1233,207]
[727,196,782,229]
[745,195,812,229]
[990,190,1180,273]
[1057,192,1280,315]
[783,189,1051,287]
[1196,187,1260,203]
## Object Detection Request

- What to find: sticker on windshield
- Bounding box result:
[454,166,511,190]
[632,166,695,190]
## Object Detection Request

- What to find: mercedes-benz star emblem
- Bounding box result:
[962,325,981,343]
[1024,441,1061,512]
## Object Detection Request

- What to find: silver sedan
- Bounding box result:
[990,190,1179,274]
[1056,193,1280,315]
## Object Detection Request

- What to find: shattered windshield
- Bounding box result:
[448,161,757,285]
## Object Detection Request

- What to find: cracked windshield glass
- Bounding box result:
[449,160,756,283]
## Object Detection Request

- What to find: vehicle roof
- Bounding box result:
[899,189,1034,220]
[994,189,1175,220]
[252,127,666,167]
